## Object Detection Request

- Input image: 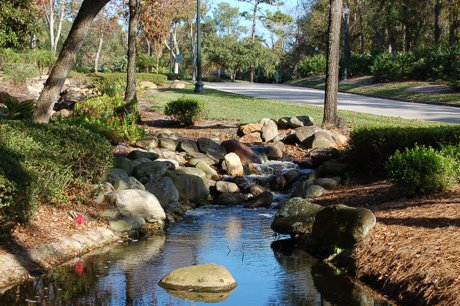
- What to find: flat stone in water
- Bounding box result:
[158,263,237,292]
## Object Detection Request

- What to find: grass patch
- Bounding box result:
[144,85,436,128]
[291,79,460,105]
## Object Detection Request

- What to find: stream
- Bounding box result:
[0,206,391,305]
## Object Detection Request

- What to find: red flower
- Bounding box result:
[75,261,84,275]
[75,214,85,226]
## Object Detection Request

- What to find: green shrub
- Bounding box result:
[0,92,34,120]
[166,72,188,80]
[3,62,39,84]
[71,95,144,144]
[440,144,460,178]
[386,146,457,195]
[347,54,373,77]
[89,72,168,96]
[298,54,326,77]
[137,54,157,72]
[346,125,460,177]
[164,97,203,125]
[371,52,414,82]
[0,120,112,235]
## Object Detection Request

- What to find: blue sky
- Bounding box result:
[210,0,301,39]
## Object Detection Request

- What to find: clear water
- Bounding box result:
[0,206,391,306]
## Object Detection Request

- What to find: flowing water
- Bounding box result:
[0,206,391,306]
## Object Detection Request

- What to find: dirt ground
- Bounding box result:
[1,83,459,305]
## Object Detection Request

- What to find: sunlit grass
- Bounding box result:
[144,85,437,128]
[291,79,460,105]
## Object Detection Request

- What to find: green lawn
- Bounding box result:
[291,79,460,105]
[143,85,438,128]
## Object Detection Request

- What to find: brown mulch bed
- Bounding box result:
[313,183,460,306]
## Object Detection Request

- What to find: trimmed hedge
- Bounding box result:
[346,125,460,177]
[164,97,203,126]
[89,72,168,96]
[0,120,113,235]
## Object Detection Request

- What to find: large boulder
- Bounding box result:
[159,138,179,151]
[197,137,227,160]
[315,177,340,190]
[260,119,278,142]
[311,204,376,249]
[133,161,171,182]
[179,139,200,154]
[216,181,240,193]
[195,160,220,180]
[221,139,261,164]
[166,170,209,203]
[271,197,324,235]
[244,191,273,208]
[127,150,159,161]
[158,263,237,292]
[178,166,207,178]
[113,176,145,191]
[216,192,245,206]
[290,115,314,128]
[113,157,134,176]
[170,80,186,89]
[144,176,180,208]
[221,153,244,176]
[310,131,337,149]
[106,168,129,185]
[187,152,217,166]
[108,189,166,223]
[135,137,159,151]
[295,126,321,143]
[277,117,291,129]
[239,132,263,144]
[238,123,263,136]
[109,215,146,232]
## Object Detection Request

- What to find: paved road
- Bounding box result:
[205,82,460,124]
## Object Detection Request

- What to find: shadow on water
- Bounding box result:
[0,207,393,305]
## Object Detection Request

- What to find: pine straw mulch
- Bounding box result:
[314,183,460,306]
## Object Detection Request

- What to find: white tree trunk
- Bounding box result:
[94,32,103,72]
[173,24,180,74]
[53,0,65,54]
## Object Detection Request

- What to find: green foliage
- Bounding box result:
[346,125,460,177]
[347,54,373,77]
[164,97,203,125]
[166,72,187,80]
[386,146,458,195]
[0,92,34,120]
[0,0,37,49]
[371,52,413,82]
[3,62,39,84]
[298,54,326,77]
[89,72,168,96]
[137,54,157,72]
[0,120,112,235]
[71,95,144,144]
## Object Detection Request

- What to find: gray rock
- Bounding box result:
[216,192,245,206]
[277,117,291,129]
[109,215,146,232]
[156,158,179,170]
[197,137,226,160]
[295,126,321,143]
[216,181,240,193]
[135,137,159,151]
[159,138,178,151]
[145,176,180,208]
[248,185,266,196]
[271,197,324,235]
[170,80,186,89]
[187,152,217,166]
[282,133,299,144]
[238,123,263,136]
[291,115,314,128]
[283,169,301,186]
[158,264,237,292]
[178,166,207,178]
[94,182,116,203]
[292,178,315,197]
[239,132,263,143]
[127,150,159,161]
[222,153,244,176]
[269,176,287,191]
[315,177,339,190]
[260,119,278,142]
[311,131,337,149]
[310,147,340,166]
[244,191,273,208]
[113,176,145,191]
[178,139,199,154]
[195,160,220,180]
[106,168,129,185]
[139,80,157,90]
[133,161,172,182]
[100,207,120,220]
[303,184,326,198]
[289,116,305,128]
[113,157,134,176]
[317,159,348,176]
[265,142,284,160]
[166,170,210,203]
[312,204,376,249]
[109,189,166,223]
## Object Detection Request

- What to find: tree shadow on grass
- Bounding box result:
[377,217,460,229]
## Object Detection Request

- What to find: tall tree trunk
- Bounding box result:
[434,1,442,44]
[54,0,65,54]
[323,0,343,127]
[33,0,110,123]
[449,6,459,45]
[125,0,139,104]
[189,21,196,82]
[173,25,180,74]
[249,1,259,83]
[49,0,55,53]
[156,53,160,74]
[94,31,103,72]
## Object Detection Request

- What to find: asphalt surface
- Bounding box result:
[205,82,460,124]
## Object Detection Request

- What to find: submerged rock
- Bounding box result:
[271,197,324,235]
[158,263,237,292]
[109,215,146,232]
[244,191,273,208]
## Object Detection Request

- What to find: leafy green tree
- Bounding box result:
[212,2,247,36]
[0,0,37,49]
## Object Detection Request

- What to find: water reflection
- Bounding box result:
[0,206,391,306]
